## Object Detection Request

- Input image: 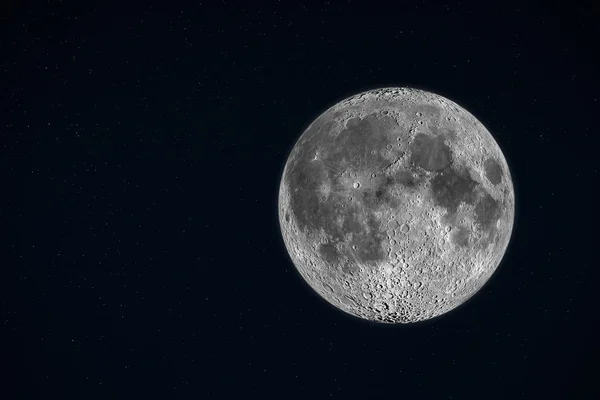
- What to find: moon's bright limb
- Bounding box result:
[279,88,515,324]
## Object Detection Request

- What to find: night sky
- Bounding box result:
[1,1,598,399]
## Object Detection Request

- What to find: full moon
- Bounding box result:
[278,88,515,323]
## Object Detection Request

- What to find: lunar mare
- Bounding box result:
[278,87,514,323]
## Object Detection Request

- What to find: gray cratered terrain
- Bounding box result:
[278,87,515,323]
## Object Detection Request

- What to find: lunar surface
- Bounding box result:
[278,87,514,324]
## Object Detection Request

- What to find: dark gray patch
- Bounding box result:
[340,212,363,237]
[430,168,479,216]
[381,175,402,209]
[284,212,290,223]
[355,170,391,206]
[409,133,452,172]
[286,161,331,233]
[483,158,503,185]
[337,117,375,170]
[474,192,502,230]
[353,215,386,263]
[355,235,384,263]
[436,127,458,142]
[395,169,422,188]
[286,112,395,267]
[318,242,338,264]
[451,226,470,247]
[325,114,391,173]
[360,185,391,210]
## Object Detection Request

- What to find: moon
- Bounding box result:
[278,87,515,324]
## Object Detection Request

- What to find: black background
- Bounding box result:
[1,1,598,399]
